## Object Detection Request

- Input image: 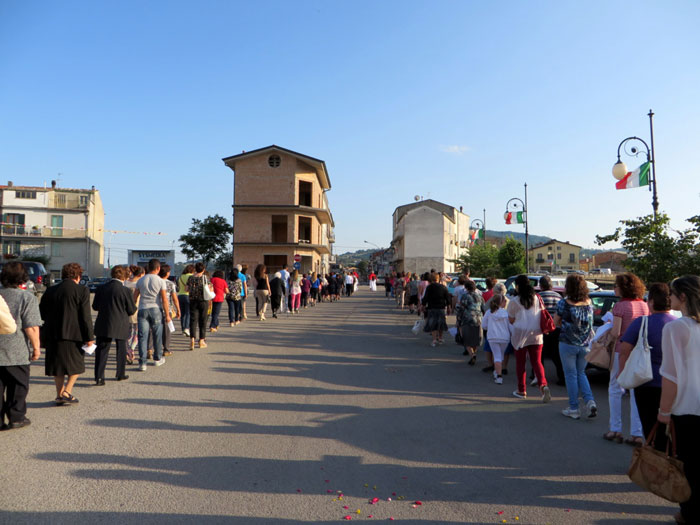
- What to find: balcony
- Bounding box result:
[1,224,87,239]
[49,194,89,210]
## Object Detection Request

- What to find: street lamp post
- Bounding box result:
[504,183,529,273]
[612,109,659,219]
[364,240,381,272]
[470,219,484,245]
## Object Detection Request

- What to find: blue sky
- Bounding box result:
[1,1,698,263]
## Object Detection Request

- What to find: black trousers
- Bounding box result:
[95,337,127,380]
[346,284,353,296]
[189,299,208,341]
[634,385,667,450]
[674,414,700,523]
[0,365,30,424]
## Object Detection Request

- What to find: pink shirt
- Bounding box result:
[612,298,649,353]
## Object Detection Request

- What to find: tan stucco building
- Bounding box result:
[391,199,470,274]
[0,180,105,279]
[531,239,581,273]
[222,145,335,275]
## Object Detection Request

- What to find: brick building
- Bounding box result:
[592,250,628,272]
[222,145,335,275]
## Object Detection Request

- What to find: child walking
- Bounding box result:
[482,294,510,384]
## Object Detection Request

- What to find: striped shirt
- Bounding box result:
[539,290,562,316]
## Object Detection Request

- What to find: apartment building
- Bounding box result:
[0,180,105,279]
[391,199,470,274]
[222,145,335,275]
[531,239,582,273]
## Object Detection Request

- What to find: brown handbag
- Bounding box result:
[627,421,691,503]
[585,329,615,369]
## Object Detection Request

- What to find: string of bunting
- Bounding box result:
[0,222,167,235]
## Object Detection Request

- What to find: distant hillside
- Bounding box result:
[486,230,551,246]
[336,248,375,266]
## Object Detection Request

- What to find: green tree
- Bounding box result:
[356,260,368,277]
[498,237,526,277]
[596,213,700,283]
[179,215,232,267]
[451,243,500,276]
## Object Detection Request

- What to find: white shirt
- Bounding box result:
[482,308,511,343]
[345,275,354,285]
[660,317,700,416]
[506,296,543,348]
[279,270,290,289]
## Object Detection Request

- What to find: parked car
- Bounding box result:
[87,277,111,292]
[0,261,50,294]
[79,274,90,286]
[589,290,620,326]
[590,268,612,275]
[447,277,487,296]
[504,275,600,296]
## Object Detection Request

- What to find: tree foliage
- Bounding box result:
[451,243,500,276]
[179,215,232,266]
[595,213,700,283]
[498,237,526,277]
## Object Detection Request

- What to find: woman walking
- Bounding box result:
[0,262,39,430]
[40,263,95,405]
[289,270,302,314]
[226,269,244,326]
[456,280,484,365]
[604,273,648,445]
[177,264,194,336]
[554,274,596,419]
[209,270,227,332]
[158,265,180,356]
[657,275,700,525]
[186,262,209,350]
[421,273,451,347]
[619,283,676,445]
[507,275,550,402]
[310,272,320,306]
[124,265,144,364]
[254,264,271,321]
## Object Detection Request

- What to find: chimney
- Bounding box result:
[51,180,57,188]
[7,181,12,187]
[459,206,463,212]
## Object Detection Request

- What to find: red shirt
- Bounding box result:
[211,276,227,302]
[482,289,494,303]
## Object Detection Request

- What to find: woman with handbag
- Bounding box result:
[186,262,209,350]
[553,274,596,419]
[226,269,243,326]
[507,275,550,402]
[209,270,228,332]
[604,273,648,445]
[657,275,700,525]
[253,264,271,321]
[619,283,676,448]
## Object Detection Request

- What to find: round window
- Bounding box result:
[268,155,281,168]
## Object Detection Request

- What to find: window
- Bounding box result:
[569,253,576,263]
[547,253,553,260]
[16,190,36,199]
[271,215,288,243]
[52,243,62,257]
[56,194,67,206]
[298,217,312,243]
[268,155,281,168]
[51,215,63,237]
[536,254,544,263]
[3,241,20,255]
[2,213,25,234]
[557,246,561,250]
[548,246,552,251]
[79,195,89,207]
[557,253,562,259]
[298,181,312,206]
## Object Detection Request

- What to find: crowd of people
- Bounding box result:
[0,259,360,429]
[381,269,700,525]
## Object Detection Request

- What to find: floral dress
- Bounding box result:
[456,291,484,348]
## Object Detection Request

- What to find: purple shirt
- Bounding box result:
[621,312,677,388]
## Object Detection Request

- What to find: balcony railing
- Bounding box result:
[50,194,89,209]
[1,225,87,239]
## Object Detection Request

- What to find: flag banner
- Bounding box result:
[615,162,650,190]
[504,211,525,224]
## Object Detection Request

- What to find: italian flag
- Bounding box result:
[470,228,484,241]
[504,211,525,224]
[616,162,650,190]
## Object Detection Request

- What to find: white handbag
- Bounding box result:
[617,316,653,389]
[202,276,216,301]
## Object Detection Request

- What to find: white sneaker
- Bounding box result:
[138,364,147,371]
[183,329,190,337]
[494,376,503,385]
[493,370,498,379]
[562,407,581,419]
[530,377,538,386]
[154,358,166,367]
[586,400,598,418]
[541,385,551,403]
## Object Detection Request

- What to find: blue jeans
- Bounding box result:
[178,294,190,332]
[559,341,594,410]
[226,298,242,323]
[210,301,223,329]
[138,308,163,365]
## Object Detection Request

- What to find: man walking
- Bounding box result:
[93,265,137,384]
[133,259,171,371]
[279,263,290,313]
[345,272,355,297]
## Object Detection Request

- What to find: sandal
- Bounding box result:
[603,431,624,443]
[61,392,79,404]
[468,354,477,366]
[55,396,66,406]
[625,436,644,447]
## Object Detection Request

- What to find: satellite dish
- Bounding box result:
[414,195,420,201]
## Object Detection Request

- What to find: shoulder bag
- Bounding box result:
[202,276,216,301]
[538,295,556,335]
[586,329,615,370]
[0,294,17,334]
[617,316,653,389]
[628,421,691,503]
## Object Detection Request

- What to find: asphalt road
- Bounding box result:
[0,289,676,524]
